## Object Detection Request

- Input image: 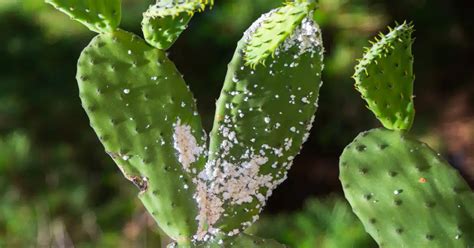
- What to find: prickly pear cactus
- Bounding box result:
[340,23,474,248]
[340,128,474,247]
[48,0,324,247]
[353,22,415,131]
[45,0,121,33]
[142,0,211,50]
[194,3,324,241]
[243,1,315,67]
[77,29,207,244]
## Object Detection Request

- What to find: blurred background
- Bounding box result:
[0,0,473,247]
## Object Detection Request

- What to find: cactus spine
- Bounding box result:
[47,0,324,246]
[340,23,474,247]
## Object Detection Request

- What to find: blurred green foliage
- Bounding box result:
[248,196,377,248]
[0,0,472,246]
[0,132,162,247]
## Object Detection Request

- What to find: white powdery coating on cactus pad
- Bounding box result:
[243,10,324,58]
[173,119,204,173]
[192,9,324,243]
[211,156,272,205]
[193,178,223,241]
[193,154,274,241]
[242,9,277,44]
[279,17,324,56]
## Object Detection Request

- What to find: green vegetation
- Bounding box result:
[249,197,377,248]
[0,0,472,247]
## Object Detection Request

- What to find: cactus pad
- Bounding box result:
[340,128,474,247]
[142,1,203,50]
[45,0,121,33]
[353,23,415,131]
[192,13,324,241]
[243,1,316,67]
[76,29,207,244]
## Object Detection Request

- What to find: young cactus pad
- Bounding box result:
[76,29,208,243]
[45,0,121,33]
[196,11,324,240]
[339,128,474,247]
[142,0,205,50]
[243,1,316,67]
[353,23,415,131]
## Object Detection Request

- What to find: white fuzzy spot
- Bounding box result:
[264,116,271,124]
[279,17,324,57]
[173,119,204,173]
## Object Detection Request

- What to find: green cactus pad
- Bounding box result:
[243,1,316,67]
[192,13,324,241]
[76,29,207,244]
[142,1,202,50]
[353,23,415,131]
[45,0,121,33]
[339,128,474,247]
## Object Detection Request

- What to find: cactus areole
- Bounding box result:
[47,0,323,246]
